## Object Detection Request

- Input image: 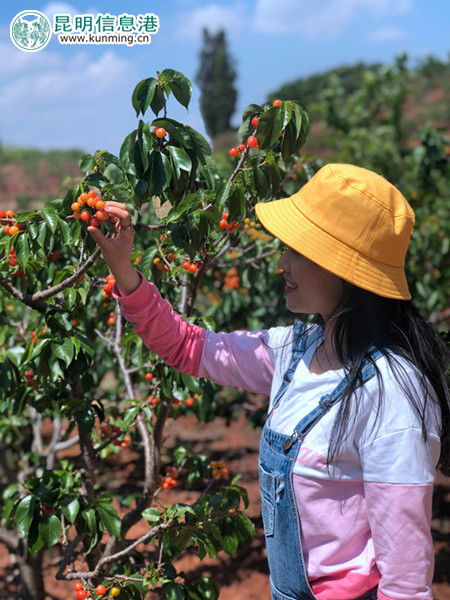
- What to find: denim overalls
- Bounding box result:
[259,322,380,600]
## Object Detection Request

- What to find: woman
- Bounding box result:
[89,163,449,600]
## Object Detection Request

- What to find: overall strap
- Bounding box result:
[268,320,308,418]
[282,348,383,453]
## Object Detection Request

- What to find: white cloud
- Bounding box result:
[0,37,138,149]
[173,3,248,41]
[0,48,132,110]
[40,2,79,20]
[253,0,412,39]
[367,27,407,42]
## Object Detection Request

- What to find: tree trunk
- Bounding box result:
[9,543,45,600]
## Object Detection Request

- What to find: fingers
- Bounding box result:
[87,225,107,246]
[104,202,132,227]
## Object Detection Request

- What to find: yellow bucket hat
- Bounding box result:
[255,163,415,300]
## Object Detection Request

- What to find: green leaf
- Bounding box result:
[132,78,157,117]
[242,103,264,121]
[51,339,75,368]
[214,180,231,214]
[148,151,172,197]
[185,126,211,165]
[181,373,202,394]
[257,109,284,148]
[137,119,150,173]
[167,146,192,181]
[142,507,162,524]
[161,373,173,398]
[37,221,48,247]
[151,117,192,148]
[253,166,270,198]
[79,154,94,175]
[120,130,138,175]
[82,507,97,535]
[200,316,215,332]
[130,337,144,368]
[63,287,77,310]
[97,503,122,537]
[42,205,59,234]
[39,514,62,548]
[138,247,158,278]
[14,233,30,270]
[57,217,71,245]
[161,68,192,109]
[150,84,165,116]
[15,495,37,536]
[162,582,185,600]
[61,496,80,524]
[124,405,140,425]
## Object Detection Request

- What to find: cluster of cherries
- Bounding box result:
[158,465,179,490]
[71,190,107,228]
[101,424,131,450]
[5,246,24,278]
[25,370,37,387]
[102,274,116,299]
[1,209,25,236]
[219,212,240,234]
[210,460,229,479]
[228,99,284,158]
[146,395,195,408]
[182,259,202,274]
[222,267,240,291]
[73,582,120,598]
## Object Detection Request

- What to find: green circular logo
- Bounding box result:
[10,10,52,52]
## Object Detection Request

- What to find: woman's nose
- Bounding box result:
[278,251,287,272]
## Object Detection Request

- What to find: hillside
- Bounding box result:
[0,148,83,211]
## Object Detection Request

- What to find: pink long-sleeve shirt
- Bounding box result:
[114,275,440,600]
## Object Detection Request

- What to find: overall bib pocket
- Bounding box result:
[259,462,284,537]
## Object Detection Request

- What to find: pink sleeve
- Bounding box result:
[198,330,274,394]
[364,482,434,600]
[113,274,274,392]
[113,274,206,377]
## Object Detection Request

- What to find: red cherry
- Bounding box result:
[247,136,258,149]
[76,591,87,600]
[219,219,228,230]
[80,210,91,222]
[273,99,282,107]
[251,116,260,128]
[228,147,239,157]
[145,373,153,381]
[96,584,106,596]
[182,260,191,270]
[189,263,198,274]
[89,216,100,228]
[238,144,246,152]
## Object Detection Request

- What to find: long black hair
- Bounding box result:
[319,283,450,472]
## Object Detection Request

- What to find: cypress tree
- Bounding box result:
[196,28,237,138]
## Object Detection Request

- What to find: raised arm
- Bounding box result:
[89,202,274,393]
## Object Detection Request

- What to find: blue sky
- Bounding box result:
[0,0,448,155]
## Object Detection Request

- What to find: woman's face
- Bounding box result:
[277,247,343,319]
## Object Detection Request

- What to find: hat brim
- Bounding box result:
[255,197,411,300]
